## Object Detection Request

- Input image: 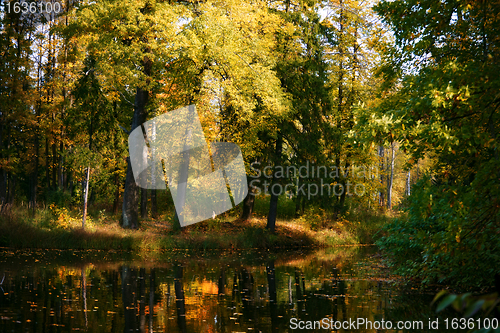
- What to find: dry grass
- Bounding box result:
[0,204,388,252]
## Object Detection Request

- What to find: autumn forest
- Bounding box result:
[0,0,499,303]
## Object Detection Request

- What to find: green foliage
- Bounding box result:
[378,175,500,288]
[295,205,328,230]
[373,0,500,289]
[45,189,74,208]
[253,195,296,220]
[433,291,500,333]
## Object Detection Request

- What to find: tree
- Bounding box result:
[0,1,36,209]
[68,0,185,228]
[375,0,500,288]
[70,0,288,229]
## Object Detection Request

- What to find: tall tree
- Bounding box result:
[0,1,35,208]
[375,0,500,287]
[69,0,288,229]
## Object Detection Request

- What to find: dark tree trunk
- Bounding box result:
[150,118,158,219]
[30,164,37,214]
[0,119,6,206]
[295,194,301,217]
[112,101,121,215]
[112,171,120,215]
[240,186,255,221]
[122,158,140,228]
[52,131,57,190]
[151,189,157,218]
[141,188,147,218]
[46,137,50,189]
[172,109,197,231]
[59,104,65,191]
[0,170,6,207]
[337,160,350,218]
[266,134,283,232]
[122,85,150,229]
[7,174,16,205]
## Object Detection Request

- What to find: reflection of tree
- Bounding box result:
[1,249,466,333]
[174,263,187,333]
[232,272,238,302]
[121,266,138,333]
[266,261,278,331]
[239,268,254,308]
[216,267,226,331]
[218,267,225,296]
[149,269,155,333]
[139,268,146,332]
[330,266,346,321]
[295,269,303,313]
[82,267,88,329]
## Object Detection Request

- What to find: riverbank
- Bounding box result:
[0,204,392,252]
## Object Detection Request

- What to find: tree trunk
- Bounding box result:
[0,119,6,206]
[336,160,350,218]
[7,174,16,205]
[151,189,158,218]
[141,131,148,218]
[122,85,150,229]
[172,139,191,231]
[122,158,140,229]
[378,145,385,207]
[112,100,121,215]
[266,134,283,232]
[172,107,198,231]
[240,185,255,221]
[141,188,147,219]
[387,142,395,209]
[295,194,302,217]
[112,171,120,215]
[30,151,38,214]
[52,116,57,189]
[46,137,50,189]
[406,170,411,196]
[82,166,90,228]
[151,119,158,218]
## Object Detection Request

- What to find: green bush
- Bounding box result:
[377,176,500,289]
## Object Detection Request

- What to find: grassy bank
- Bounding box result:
[0,202,394,252]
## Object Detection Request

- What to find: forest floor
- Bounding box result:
[0,204,393,252]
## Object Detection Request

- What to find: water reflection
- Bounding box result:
[0,247,461,332]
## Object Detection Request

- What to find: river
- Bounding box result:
[0,246,464,332]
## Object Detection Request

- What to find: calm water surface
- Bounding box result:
[0,247,461,332]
